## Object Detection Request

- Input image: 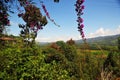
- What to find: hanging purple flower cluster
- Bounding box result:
[0,11,10,26]
[17,0,47,33]
[41,3,60,27]
[18,0,30,6]
[75,0,86,41]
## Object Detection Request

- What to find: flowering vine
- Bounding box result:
[40,1,60,27]
[0,11,10,26]
[75,0,86,42]
[18,0,48,32]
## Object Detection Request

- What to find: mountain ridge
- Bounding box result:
[76,34,120,46]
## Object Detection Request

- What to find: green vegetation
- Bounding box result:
[0,42,70,80]
[76,34,120,51]
[0,35,120,80]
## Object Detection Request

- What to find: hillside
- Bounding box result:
[76,34,120,46]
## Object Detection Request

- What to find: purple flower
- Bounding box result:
[77,17,83,23]
[18,13,23,17]
[82,0,85,2]
[7,20,10,26]
[30,22,35,28]
[82,33,85,38]
[81,5,85,10]
[46,12,50,18]
[80,30,84,34]
[80,24,84,28]
[75,0,86,40]
[42,4,47,13]
[26,1,29,5]
[37,25,43,29]
[77,0,85,5]
[4,15,7,19]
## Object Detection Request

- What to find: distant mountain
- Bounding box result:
[37,42,50,46]
[76,34,120,46]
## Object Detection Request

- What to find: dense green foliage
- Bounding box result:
[0,37,120,80]
[0,44,71,80]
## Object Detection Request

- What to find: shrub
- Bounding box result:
[0,46,71,80]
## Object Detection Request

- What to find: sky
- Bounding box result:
[9,0,120,42]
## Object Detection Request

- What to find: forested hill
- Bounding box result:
[76,34,120,46]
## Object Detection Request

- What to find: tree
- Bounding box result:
[0,0,48,44]
[0,0,59,44]
[18,4,48,43]
[66,38,75,45]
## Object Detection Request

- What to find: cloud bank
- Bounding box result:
[87,26,120,38]
[36,36,80,42]
[36,26,120,42]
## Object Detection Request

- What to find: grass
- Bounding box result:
[77,48,109,60]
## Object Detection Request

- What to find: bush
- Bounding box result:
[42,43,80,80]
[56,41,77,62]
[103,52,120,78]
[0,46,71,80]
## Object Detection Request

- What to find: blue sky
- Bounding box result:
[9,0,120,42]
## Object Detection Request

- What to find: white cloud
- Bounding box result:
[35,36,67,42]
[36,25,120,42]
[87,26,120,38]
[36,36,80,42]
